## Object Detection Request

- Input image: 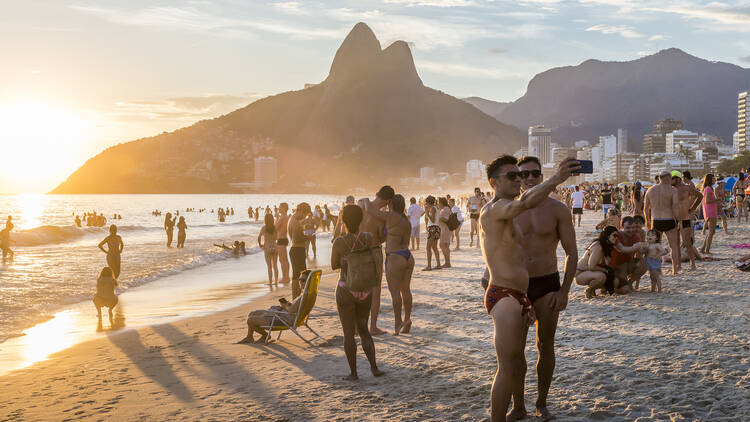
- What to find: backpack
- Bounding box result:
[446,213,460,231]
[341,234,383,291]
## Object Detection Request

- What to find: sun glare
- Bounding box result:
[0,102,92,193]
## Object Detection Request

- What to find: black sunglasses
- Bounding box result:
[495,171,522,181]
[519,170,542,179]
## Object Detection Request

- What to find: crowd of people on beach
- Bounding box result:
[4,154,750,421]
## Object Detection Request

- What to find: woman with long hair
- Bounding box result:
[575,225,619,298]
[164,212,176,247]
[176,216,187,248]
[331,205,384,380]
[365,194,415,335]
[258,213,279,284]
[700,174,719,254]
[734,173,748,223]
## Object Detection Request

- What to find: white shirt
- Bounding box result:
[406,204,424,227]
[571,191,585,208]
[451,205,463,222]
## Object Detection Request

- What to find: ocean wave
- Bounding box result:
[10,220,260,247]
[11,225,103,247]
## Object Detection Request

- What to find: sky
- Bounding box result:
[2,0,750,193]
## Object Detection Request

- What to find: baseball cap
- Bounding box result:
[670,170,683,178]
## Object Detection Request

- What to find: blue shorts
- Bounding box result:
[646,257,662,271]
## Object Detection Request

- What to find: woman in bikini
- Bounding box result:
[734,173,748,223]
[575,225,618,298]
[632,182,644,217]
[258,213,279,284]
[365,194,415,335]
[331,205,384,380]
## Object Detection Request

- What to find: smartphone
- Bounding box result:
[573,160,593,174]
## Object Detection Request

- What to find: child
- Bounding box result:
[93,267,118,320]
[644,230,669,292]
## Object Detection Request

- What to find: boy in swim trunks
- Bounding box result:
[644,230,668,292]
[480,155,578,421]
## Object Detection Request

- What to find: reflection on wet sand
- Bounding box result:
[96,302,127,333]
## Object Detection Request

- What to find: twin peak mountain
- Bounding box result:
[53,22,521,193]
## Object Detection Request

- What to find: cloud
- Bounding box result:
[383,0,475,6]
[740,55,750,64]
[489,48,507,54]
[70,4,344,40]
[648,34,670,41]
[109,93,263,122]
[585,24,642,38]
[273,2,304,14]
[416,60,528,79]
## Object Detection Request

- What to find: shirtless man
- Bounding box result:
[98,225,124,278]
[505,156,578,421]
[672,171,703,270]
[333,195,356,239]
[275,203,291,283]
[287,203,310,298]
[365,193,415,335]
[358,188,389,336]
[467,187,486,247]
[644,171,681,275]
[480,155,578,422]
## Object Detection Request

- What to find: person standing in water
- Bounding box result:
[98,225,124,278]
[176,216,187,248]
[0,224,13,261]
[164,212,176,248]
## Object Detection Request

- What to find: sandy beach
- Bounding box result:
[1,213,749,421]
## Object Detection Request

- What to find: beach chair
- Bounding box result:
[261,269,322,345]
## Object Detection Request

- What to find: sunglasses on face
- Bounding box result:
[519,170,542,179]
[496,171,522,181]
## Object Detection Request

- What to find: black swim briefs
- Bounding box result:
[652,219,677,232]
[572,207,583,215]
[527,272,561,303]
[681,219,691,229]
[470,213,480,220]
[276,238,289,246]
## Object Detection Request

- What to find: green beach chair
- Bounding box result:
[261,269,322,345]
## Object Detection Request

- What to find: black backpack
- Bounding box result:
[446,213,460,231]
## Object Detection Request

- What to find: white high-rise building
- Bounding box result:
[666,130,699,154]
[528,125,552,165]
[600,135,617,160]
[254,156,278,186]
[734,131,740,155]
[420,167,435,180]
[617,128,628,153]
[466,160,485,180]
[739,91,748,153]
[591,145,602,170]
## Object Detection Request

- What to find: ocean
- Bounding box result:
[0,194,343,346]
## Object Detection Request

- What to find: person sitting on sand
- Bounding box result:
[98,225,123,278]
[575,226,619,298]
[331,204,385,380]
[610,216,647,295]
[258,214,279,284]
[595,208,620,231]
[238,294,301,344]
[93,267,118,321]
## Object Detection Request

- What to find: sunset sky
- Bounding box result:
[2,0,749,193]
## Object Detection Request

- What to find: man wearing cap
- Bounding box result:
[644,170,682,274]
[672,170,703,270]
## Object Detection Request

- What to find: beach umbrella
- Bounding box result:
[724,176,737,191]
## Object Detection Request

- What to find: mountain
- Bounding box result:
[52,23,524,194]
[463,97,509,121]
[494,48,750,148]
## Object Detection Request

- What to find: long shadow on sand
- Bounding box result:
[107,329,194,402]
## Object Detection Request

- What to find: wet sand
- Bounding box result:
[1,215,749,420]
